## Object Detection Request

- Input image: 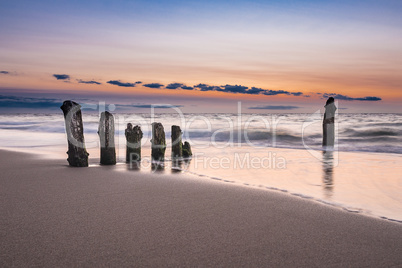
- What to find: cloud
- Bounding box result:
[246,87,292,96]
[262,89,291,96]
[166,83,194,90]
[323,93,382,101]
[290,92,303,96]
[219,85,304,96]
[248,105,300,110]
[77,79,101,85]
[193,83,222,91]
[143,83,164,89]
[0,71,9,74]
[151,82,289,95]
[219,84,248,94]
[247,87,265,95]
[53,74,70,80]
[357,96,382,101]
[192,83,304,96]
[107,80,136,87]
[52,73,307,98]
[166,83,183,89]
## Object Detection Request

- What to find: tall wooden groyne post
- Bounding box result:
[125,123,143,162]
[322,97,336,147]
[98,111,116,165]
[171,125,182,159]
[151,122,166,161]
[60,100,89,167]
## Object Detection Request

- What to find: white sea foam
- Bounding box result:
[0,113,401,154]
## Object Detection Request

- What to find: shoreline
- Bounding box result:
[1,149,402,266]
[2,146,402,223]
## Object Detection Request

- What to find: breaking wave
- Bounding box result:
[0,113,401,154]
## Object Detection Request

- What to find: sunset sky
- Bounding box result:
[1,0,401,113]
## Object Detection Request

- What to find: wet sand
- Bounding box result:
[183,147,402,222]
[0,149,401,267]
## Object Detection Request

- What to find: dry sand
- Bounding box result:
[0,149,401,267]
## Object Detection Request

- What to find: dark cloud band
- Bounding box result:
[166,83,183,89]
[143,83,164,89]
[77,79,101,85]
[193,83,303,97]
[323,93,381,101]
[32,72,385,102]
[107,80,136,87]
[53,74,70,80]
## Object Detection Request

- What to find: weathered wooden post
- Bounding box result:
[322,97,337,147]
[60,100,89,167]
[182,141,192,157]
[125,123,143,162]
[171,125,182,159]
[151,122,166,161]
[98,111,116,165]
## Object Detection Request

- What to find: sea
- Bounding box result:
[0,112,401,222]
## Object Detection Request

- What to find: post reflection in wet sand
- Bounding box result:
[171,159,192,174]
[127,161,141,171]
[152,162,165,173]
[124,158,192,173]
[322,151,334,198]
[171,160,182,174]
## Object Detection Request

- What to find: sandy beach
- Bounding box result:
[2,0,402,266]
[0,149,401,267]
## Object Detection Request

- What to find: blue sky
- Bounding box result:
[1,0,402,113]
